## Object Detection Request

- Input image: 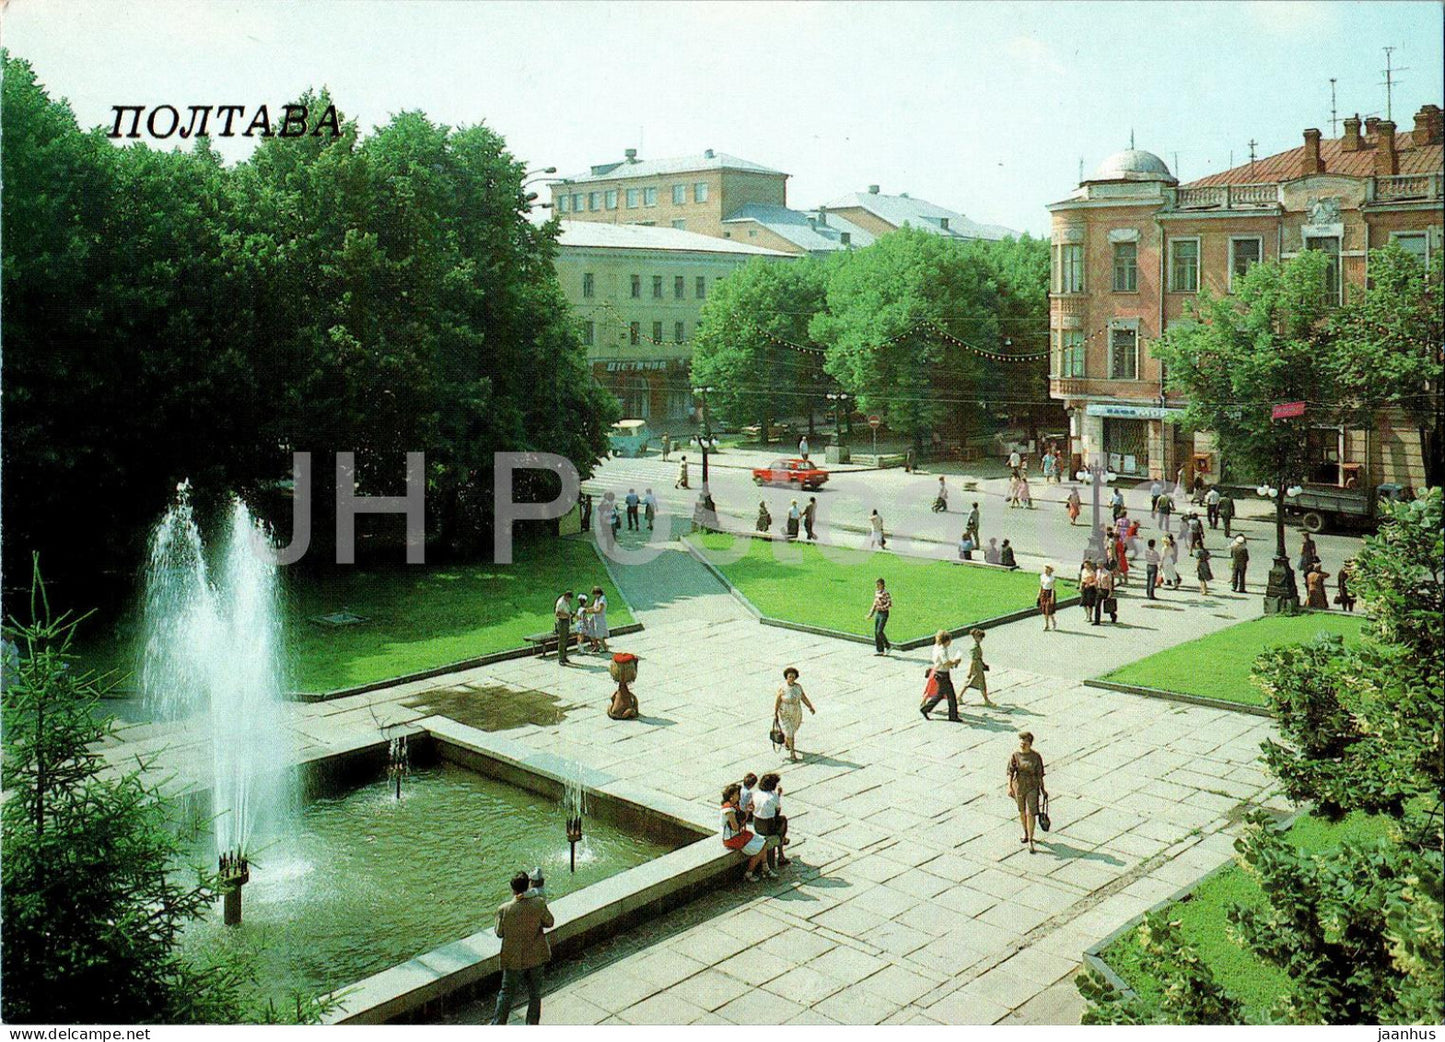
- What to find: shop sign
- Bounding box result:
[1085,403,1187,420]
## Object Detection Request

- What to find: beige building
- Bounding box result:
[554,221,792,422]
[1047,105,1443,487]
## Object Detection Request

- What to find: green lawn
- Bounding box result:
[1099,612,1366,706]
[688,532,1068,643]
[79,539,631,694]
[1099,812,1391,1017]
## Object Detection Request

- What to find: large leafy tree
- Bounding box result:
[1330,242,1444,489]
[689,256,827,441]
[1079,489,1443,1025]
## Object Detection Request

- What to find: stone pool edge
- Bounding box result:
[323,715,734,1025]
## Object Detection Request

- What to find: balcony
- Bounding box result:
[1168,182,1280,211]
[1367,172,1444,203]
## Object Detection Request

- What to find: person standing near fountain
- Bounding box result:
[492,871,554,1025]
[553,591,575,666]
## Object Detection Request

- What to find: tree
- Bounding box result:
[811,229,1002,449]
[689,257,827,441]
[1078,489,1444,1024]
[1331,241,1444,489]
[1152,252,1344,609]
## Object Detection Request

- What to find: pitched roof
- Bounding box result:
[722,203,876,253]
[555,220,793,256]
[818,190,1017,240]
[1185,126,1443,187]
[559,151,788,184]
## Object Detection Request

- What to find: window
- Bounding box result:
[1109,326,1139,380]
[582,272,594,298]
[644,187,658,206]
[674,276,685,299]
[582,321,594,346]
[1060,244,1084,293]
[629,321,640,346]
[652,321,663,342]
[630,274,641,298]
[557,194,570,213]
[695,276,706,299]
[672,184,686,205]
[1059,330,1085,377]
[1169,238,1200,292]
[694,182,709,203]
[840,232,852,246]
[1112,242,1138,291]
[588,191,601,211]
[939,217,950,231]
[672,219,686,230]
[675,321,686,343]
[1229,237,1262,288]
[652,275,663,298]
[571,193,583,213]
[626,188,639,208]
[1390,232,1430,267]
[1305,235,1342,304]
[605,189,619,210]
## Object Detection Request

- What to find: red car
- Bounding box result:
[752,457,829,491]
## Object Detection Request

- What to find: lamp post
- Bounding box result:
[1258,475,1303,614]
[692,385,716,486]
[1074,454,1118,564]
[522,168,559,212]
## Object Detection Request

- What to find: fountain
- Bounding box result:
[386,735,411,799]
[140,482,295,922]
[563,765,587,873]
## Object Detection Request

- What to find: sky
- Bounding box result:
[3,0,1442,236]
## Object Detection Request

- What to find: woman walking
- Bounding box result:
[1018,475,1033,510]
[1079,560,1099,620]
[1336,561,1356,612]
[772,667,815,762]
[963,628,995,707]
[867,509,887,550]
[1305,564,1332,610]
[1066,487,1082,526]
[1007,732,1047,854]
[720,784,770,882]
[589,586,610,653]
[921,631,962,722]
[1038,565,1058,631]
[1161,533,1181,590]
[1196,545,1214,595]
[1096,562,1117,624]
[1297,534,1320,576]
[786,500,801,540]
[756,500,772,534]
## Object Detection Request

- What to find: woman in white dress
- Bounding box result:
[588,585,610,652]
[1161,534,1181,590]
[773,667,816,762]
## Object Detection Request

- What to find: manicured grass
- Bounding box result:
[688,532,1070,643]
[78,539,631,694]
[1099,812,1391,1017]
[1099,612,1366,706]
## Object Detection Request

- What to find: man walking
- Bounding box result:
[1230,535,1250,592]
[674,455,689,490]
[1155,488,1173,533]
[1205,485,1221,529]
[624,488,640,531]
[803,496,817,541]
[553,590,574,666]
[965,502,980,545]
[1218,492,1235,538]
[867,578,892,656]
[799,434,810,460]
[642,488,657,531]
[1144,539,1161,599]
[660,432,671,461]
[491,871,555,1025]
[1110,487,1125,522]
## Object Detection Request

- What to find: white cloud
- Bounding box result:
[1005,34,1066,76]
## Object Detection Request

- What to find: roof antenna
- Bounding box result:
[1329,78,1339,135]
[1173,151,1180,180]
[1248,139,1258,172]
[1129,128,1135,150]
[1381,47,1406,121]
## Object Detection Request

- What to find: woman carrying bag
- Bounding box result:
[920,630,962,722]
[1007,732,1048,854]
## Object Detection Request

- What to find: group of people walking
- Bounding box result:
[755,497,817,541]
[922,628,993,720]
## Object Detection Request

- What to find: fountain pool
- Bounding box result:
[180,758,678,1004]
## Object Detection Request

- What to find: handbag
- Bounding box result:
[922,668,940,701]
[1037,791,1051,832]
[769,717,785,750]
[1102,596,1118,614]
[723,829,756,851]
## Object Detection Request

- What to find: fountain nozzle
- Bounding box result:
[219,848,250,926]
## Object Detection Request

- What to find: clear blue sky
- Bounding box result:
[5,0,1442,235]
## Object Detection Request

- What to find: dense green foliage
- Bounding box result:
[1,54,615,584]
[1099,612,1364,707]
[1080,489,1444,1024]
[1,564,245,1022]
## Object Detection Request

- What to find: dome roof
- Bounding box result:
[1089,149,1176,183]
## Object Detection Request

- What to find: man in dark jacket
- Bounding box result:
[492,871,555,1024]
[1218,493,1236,538]
[1229,535,1250,593]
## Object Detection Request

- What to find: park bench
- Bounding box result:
[523,631,579,658]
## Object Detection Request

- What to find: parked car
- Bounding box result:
[607,419,652,458]
[752,458,829,490]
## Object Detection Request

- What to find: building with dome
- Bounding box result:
[1047,108,1442,488]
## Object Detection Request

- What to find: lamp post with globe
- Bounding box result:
[1074,454,1118,564]
[1257,478,1304,614]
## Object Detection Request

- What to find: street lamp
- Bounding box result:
[692,386,717,486]
[1074,454,1118,563]
[523,168,560,212]
[1257,480,1304,613]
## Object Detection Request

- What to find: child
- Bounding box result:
[522,866,547,900]
[575,594,594,652]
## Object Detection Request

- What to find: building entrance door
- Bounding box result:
[1103,417,1149,476]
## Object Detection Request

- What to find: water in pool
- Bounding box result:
[180,760,676,1003]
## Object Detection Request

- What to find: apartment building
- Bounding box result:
[1047,105,1443,486]
[554,221,792,422]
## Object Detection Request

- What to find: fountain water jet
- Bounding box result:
[140,483,295,920]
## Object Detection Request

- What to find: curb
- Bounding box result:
[679,535,1082,649]
[1082,679,1274,718]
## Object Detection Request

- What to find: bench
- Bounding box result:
[523,631,580,658]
